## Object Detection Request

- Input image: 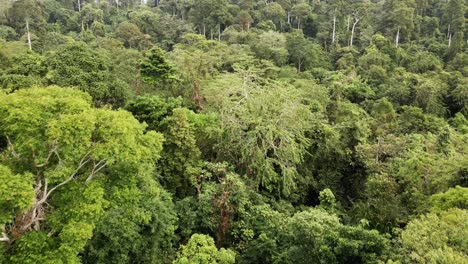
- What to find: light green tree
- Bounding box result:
[400,208,468,263]
[0,86,165,263]
[173,234,236,264]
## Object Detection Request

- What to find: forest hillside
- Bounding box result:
[0,0,467,263]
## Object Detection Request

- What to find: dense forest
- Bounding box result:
[0,0,467,263]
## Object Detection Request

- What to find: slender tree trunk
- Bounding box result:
[218,24,221,41]
[448,33,452,47]
[347,15,350,31]
[287,11,291,24]
[395,26,400,47]
[349,17,359,47]
[26,19,32,51]
[447,24,450,38]
[297,18,300,29]
[77,0,81,11]
[332,9,337,44]
[203,23,206,37]
[193,79,203,110]
[297,59,303,72]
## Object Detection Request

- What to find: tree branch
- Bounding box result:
[35,151,92,208]
[35,140,59,168]
[6,136,19,158]
[0,232,10,243]
[86,159,107,183]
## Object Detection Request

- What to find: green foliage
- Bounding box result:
[45,42,131,107]
[126,95,183,131]
[173,234,235,264]
[249,31,288,66]
[287,30,330,72]
[0,165,34,225]
[274,208,390,264]
[1,0,467,262]
[158,108,202,197]
[205,72,313,197]
[0,87,165,263]
[140,46,176,85]
[430,186,468,211]
[400,208,468,263]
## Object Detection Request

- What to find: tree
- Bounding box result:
[126,95,183,131]
[173,234,236,264]
[0,87,165,262]
[444,0,465,54]
[170,36,224,108]
[158,108,202,198]
[140,46,177,86]
[291,3,311,30]
[261,3,286,30]
[287,30,330,72]
[411,74,448,117]
[0,51,46,91]
[46,42,131,107]
[0,165,34,243]
[117,21,152,49]
[236,10,253,31]
[189,0,233,39]
[249,31,288,66]
[5,0,46,50]
[274,208,390,263]
[430,186,468,211]
[381,0,416,45]
[204,72,314,197]
[400,208,468,263]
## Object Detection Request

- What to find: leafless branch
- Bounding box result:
[0,232,10,243]
[86,159,107,183]
[6,136,19,158]
[35,140,59,168]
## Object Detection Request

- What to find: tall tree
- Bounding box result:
[6,0,45,50]
[0,87,164,262]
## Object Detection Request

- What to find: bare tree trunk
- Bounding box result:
[193,79,203,110]
[332,9,337,44]
[218,24,221,41]
[297,18,300,29]
[26,19,32,51]
[77,0,81,11]
[448,33,452,47]
[297,59,303,72]
[287,11,291,24]
[347,15,350,31]
[203,23,206,37]
[395,26,400,47]
[349,17,359,47]
[447,24,450,38]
